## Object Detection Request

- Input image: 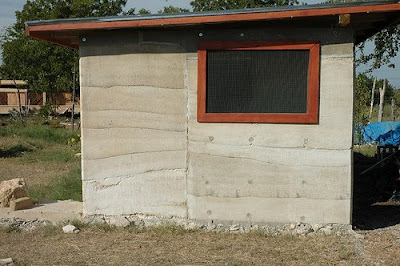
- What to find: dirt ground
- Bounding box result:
[1,223,400,265]
[349,150,400,265]
[0,136,76,186]
[361,225,400,265]
[0,158,72,186]
[0,226,360,265]
[0,137,76,185]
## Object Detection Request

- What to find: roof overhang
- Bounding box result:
[25,0,400,50]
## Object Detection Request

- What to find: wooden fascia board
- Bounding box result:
[28,29,79,50]
[27,3,400,33]
[26,3,400,49]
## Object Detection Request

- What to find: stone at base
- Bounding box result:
[0,258,13,265]
[62,224,80,234]
[0,178,28,207]
[108,216,131,227]
[10,197,34,211]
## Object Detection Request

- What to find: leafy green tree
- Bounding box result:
[354,73,395,125]
[393,89,400,107]
[325,0,400,70]
[190,0,298,11]
[123,7,136,15]
[0,0,128,97]
[124,8,151,15]
[358,26,400,70]
[137,8,151,15]
[354,73,371,143]
[158,6,190,14]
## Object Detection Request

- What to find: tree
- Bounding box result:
[190,0,298,11]
[158,6,190,14]
[325,0,400,70]
[137,8,151,15]
[0,0,129,97]
[355,73,395,125]
[358,26,400,70]
[354,73,371,143]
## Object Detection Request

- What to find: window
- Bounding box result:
[197,41,320,124]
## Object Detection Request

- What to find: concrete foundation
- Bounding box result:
[0,200,83,223]
[79,27,354,224]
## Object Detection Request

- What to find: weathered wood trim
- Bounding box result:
[27,4,400,32]
[25,3,400,49]
[339,14,351,27]
[29,31,79,50]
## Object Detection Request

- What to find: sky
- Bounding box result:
[0,0,399,87]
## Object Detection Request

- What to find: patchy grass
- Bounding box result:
[20,144,78,163]
[0,117,81,201]
[0,226,360,265]
[0,119,77,145]
[29,167,82,202]
[0,143,33,158]
[369,105,397,123]
[354,144,377,158]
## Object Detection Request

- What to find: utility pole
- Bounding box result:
[71,63,76,131]
[378,79,387,122]
[391,98,396,121]
[369,77,377,120]
[13,79,23,120]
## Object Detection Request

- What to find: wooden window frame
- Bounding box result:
[197,41,320,124]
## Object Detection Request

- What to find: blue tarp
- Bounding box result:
[362,122,400,146]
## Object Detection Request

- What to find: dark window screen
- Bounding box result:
[206,50,310,113]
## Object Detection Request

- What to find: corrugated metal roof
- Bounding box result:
[25,0,400,26]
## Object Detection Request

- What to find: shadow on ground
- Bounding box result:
[352,152,400,230]
[0,145,32,158]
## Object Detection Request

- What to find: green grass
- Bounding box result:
[1,116,82,202]
[369,104,398,123]
[29,167,82,202]
[20,144,78,163]
[0,117,80,163]
[0,119,78,145]
[0,137,79,163]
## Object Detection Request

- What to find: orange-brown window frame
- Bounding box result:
[197,41,320,124]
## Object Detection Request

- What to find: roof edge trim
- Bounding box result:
[25,0,400,26]
[25,1,400,49]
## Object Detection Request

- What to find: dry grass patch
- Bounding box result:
[361,225,400,266]
[0,158,74,186]
[0,136,77,186]
[0,225,361,265]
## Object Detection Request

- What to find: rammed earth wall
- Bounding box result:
[79,27,354,224]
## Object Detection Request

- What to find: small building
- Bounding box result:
[0,80,79,115]
[0,80,46,114]
[26,1,400,225]
[0,80,28,106]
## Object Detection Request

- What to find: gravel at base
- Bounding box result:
[0,217,50,231]
[0,215,356,238]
